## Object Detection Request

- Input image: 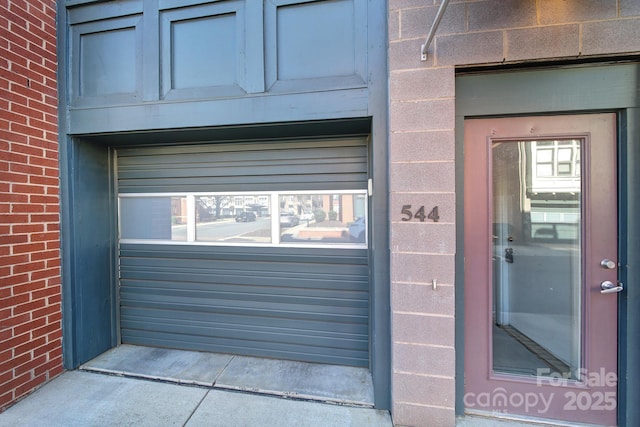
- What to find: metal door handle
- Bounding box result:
[600,280,623,294]
[600,259,616,269]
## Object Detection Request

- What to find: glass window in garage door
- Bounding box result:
[118,190,367,248]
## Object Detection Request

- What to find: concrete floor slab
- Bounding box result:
[215,356,374,406]
[80,344,233,386]
[187,389,392,427]
[0,371,207,427]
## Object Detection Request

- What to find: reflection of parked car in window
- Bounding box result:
[300,211,314,221]
[279,212,300,227]
[235,212,257,222]
[348,217,366,242]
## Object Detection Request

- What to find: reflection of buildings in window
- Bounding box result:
[282,194,362,224]
[282,194,320,215]
[231,195,270,215]
[312,194,358,223]
[491,140,582,245]
[196,196,234,219]
[527,140,582,242]
[234,197,244,209]
[121,191,366,246]
[278,193,366,244]
[172,197,188,225]
[531,140,581,193]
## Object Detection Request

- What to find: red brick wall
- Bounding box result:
[0,0,62,412]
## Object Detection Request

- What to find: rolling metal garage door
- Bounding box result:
[116,138,370,367]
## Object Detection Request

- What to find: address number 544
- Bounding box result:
[401,205,439,222]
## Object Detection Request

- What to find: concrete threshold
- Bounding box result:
[79,344,375,407]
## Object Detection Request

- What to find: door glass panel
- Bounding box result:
[492,139,582,379]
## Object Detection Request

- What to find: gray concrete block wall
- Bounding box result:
[388,1,640,426]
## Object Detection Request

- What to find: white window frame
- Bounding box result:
[118,189,368,249]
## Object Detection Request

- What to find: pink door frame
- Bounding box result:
[463,114,618,425]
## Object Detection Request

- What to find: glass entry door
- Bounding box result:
[464,114,619,426]
[492,138,582,378]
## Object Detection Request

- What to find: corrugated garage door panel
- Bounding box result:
[117,138,368,193]
[119,245,369,367]
[117,137,370,367]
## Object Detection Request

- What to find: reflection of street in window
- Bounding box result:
[278,193,366,244]
[119,191,367,247]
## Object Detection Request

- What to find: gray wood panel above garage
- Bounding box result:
[64,0,371,135]
[67,89,370,135]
